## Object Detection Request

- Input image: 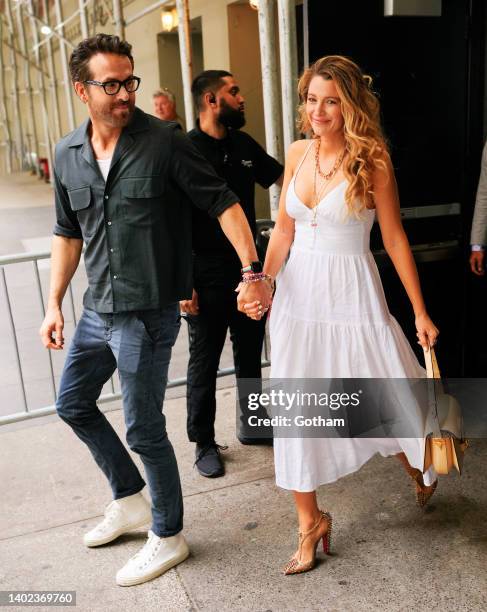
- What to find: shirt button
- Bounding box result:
[104,195,109,200]
[113,275,118,279]
[107,221,112,226]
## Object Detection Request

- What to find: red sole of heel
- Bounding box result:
[322,532,332,555]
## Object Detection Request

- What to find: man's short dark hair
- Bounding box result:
[191,70,232,111]
[69,33,134,83]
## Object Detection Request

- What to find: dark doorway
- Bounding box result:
[306,0,486,375]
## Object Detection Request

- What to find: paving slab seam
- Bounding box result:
[175,567,201,612]
[0,475,275,544]
[183,474,274,499]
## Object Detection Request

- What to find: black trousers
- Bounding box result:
[186,284,266,444]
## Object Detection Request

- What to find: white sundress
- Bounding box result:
[269,142,437,491]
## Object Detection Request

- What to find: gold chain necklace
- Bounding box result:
[310,141,345,228]
[315,139,346,181]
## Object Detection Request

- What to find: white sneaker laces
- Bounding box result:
[130,532,161,569]
[95,501,120,532]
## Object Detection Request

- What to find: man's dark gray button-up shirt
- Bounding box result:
[53,108,238,313]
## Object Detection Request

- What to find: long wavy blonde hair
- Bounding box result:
[297,55,387,213]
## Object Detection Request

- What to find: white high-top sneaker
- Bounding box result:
[83,492,152,547]
[116,530,190,587]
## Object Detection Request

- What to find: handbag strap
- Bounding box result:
[423,346,442,438]
[423,346,441,379]
[423,346,465,441]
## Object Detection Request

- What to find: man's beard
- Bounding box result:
[92,99,135,127]
[218,100,245,129]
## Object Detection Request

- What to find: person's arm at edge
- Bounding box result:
[470,142,487,275]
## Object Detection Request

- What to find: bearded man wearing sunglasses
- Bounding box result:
[39,34,271,587]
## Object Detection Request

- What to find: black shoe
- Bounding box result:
[237,435,273,446]
[194,442,227,478]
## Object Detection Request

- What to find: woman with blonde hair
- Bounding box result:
[243,56,439,574]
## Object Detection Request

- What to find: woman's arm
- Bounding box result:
[263,142,301,278]
[374,153,439,349]
[243,142,301,320]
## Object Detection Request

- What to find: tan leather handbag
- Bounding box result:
[423,347,468,475]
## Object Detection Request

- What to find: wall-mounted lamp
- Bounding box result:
[161,7,179,32]
[249,0,259,10]
[40,25,52,35]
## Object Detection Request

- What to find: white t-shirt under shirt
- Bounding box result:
[96,158,112,182]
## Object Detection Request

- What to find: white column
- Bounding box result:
[42,0,61,142]
[28,0,54,182]
[78,0,89,39]
[5,0,26,170]
[54,0,76,132]
[113,0,125,40]
[176,0,195,131]
[16,1,39,173]
[0,18,13,173]
[277,0,298,153]
[257,0,283,219]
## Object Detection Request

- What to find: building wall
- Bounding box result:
[190,0,231,70]
[228,2,270,217]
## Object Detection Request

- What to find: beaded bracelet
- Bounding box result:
[241,272,268,282]
[241,272,275,291]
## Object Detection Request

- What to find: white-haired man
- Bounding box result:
[152,87,183,127]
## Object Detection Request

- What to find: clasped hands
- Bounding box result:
[180,280,273,321]
[236,278,273,321]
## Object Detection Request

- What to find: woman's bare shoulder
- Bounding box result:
[286,139,311,169]
[289,138,311,155]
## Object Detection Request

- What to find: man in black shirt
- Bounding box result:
[39,36,271,587]
[180,70,283,478]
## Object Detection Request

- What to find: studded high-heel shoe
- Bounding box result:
[283,510,332,575]
[411,471,438,508]
[396,452,438,508]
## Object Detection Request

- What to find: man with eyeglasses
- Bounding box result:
[39,35,271,587]
[180,71,283,478]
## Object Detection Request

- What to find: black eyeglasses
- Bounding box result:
[83,76,141,95]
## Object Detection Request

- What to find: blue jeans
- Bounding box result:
[56,304,183,537]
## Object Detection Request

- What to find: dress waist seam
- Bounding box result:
[290,246,372,256]
[272,309,394,327]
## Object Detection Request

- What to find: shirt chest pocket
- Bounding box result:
[120,176,164,228]
[68,186,98,237]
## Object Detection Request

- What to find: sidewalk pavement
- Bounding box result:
[1,388,486,612]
